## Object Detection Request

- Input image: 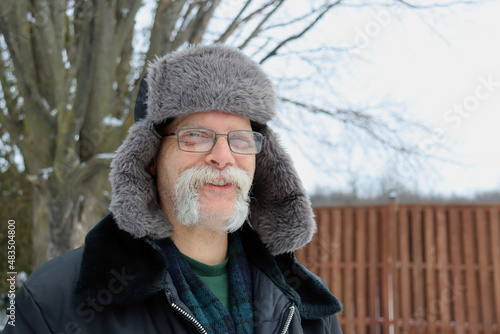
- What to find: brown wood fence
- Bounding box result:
[295,203,500,334]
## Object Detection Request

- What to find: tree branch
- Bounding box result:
[264,4,325,30]
[396,0,482,9]
[115,0,142,50]
[172,0,221,47]
[0,51,23,140]
[190,0,221,44]
[146,0,187,60]
[31,0,67,110]
[0,2,55,126]
[279,97,427,155]
[259,0,341,64]
[71,154,113,187]
[238,0,284,50]
[215,0,279,44]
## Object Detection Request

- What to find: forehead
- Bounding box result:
[167,110,252,131]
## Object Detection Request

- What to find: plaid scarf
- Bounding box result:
[159,233,254,334]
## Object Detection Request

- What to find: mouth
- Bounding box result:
[203,178,236,191]
[209,178,230,187]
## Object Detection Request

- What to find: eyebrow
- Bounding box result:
[180,123,205,129]
[173,123,206,132]
[174,122,253,132]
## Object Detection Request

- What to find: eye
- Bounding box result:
[230,133,254,149]
[179,129,213,144]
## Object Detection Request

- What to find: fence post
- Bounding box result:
[387,199,398,334]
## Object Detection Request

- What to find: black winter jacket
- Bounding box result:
[4,214,342,333]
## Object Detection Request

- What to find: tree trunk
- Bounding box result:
[31,185,51,268]
[31,176,81,268]
[78,170,112,243]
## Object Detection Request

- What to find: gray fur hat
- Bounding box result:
[109,44,315,255]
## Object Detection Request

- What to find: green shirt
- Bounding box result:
[182,254,230,310]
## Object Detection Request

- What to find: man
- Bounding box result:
[5,44,342,333]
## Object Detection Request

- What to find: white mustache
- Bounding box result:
[178,166,252,193]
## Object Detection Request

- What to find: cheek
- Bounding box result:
[157,146,200,188]
[155,146,178,193]
[244,157,256,179]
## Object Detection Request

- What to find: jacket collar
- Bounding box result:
[239,223,342,319]
[74,213,341,319]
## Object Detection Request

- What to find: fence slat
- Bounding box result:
[436,207,451,333]
[319,208,331,290]
[424,207,437,333]
[355,208,366,334]
[449,207,465,334]
[388,202,399,334]
[477,208,493,334]
[463,208,479,333]
[489,207,500,331]
[398,207,411,333]
[331,207,343,327]
[344,208,355,333]
[380,206,391,334]
[411,206,426,332]
[368,207,379,333]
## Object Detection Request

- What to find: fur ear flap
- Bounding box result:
[250,127,317,255]
[109,120,173,239]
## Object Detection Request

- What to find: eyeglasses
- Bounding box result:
[162,128,265,155]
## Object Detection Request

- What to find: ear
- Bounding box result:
[149,157,157,176]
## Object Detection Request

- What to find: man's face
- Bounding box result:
[151,110,256,231]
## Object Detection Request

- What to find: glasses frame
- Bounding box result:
[162,128,266,155]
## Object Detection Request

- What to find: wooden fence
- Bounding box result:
[295,203,500,334]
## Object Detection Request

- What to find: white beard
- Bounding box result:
[173,166,252,232]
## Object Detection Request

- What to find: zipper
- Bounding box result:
[165,290,207,334]
[280,304,295,334]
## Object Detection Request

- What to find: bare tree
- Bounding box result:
[0,0,477,268]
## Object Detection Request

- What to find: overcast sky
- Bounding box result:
[278,0,500,196]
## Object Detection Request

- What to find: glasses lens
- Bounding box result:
[228,131,263,154]
[178,129,215,152]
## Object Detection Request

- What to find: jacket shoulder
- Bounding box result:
[3,248,83,334]
[26,247,83,288]
[22,247,83,307]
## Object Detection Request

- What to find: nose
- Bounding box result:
[205,135,236,168]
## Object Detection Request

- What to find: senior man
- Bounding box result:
[5,44,342,334]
